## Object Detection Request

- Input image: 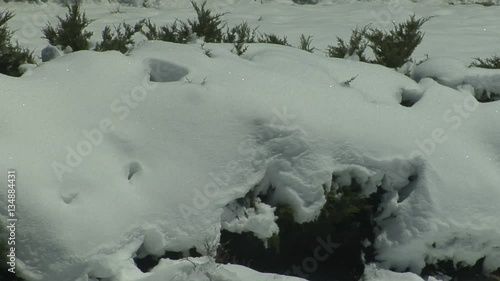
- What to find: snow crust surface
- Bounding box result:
[0,1,500,281]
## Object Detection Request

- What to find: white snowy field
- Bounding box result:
[0,1,500,281]
[2,0,500,63]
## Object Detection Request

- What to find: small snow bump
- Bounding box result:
[61,192,79,204]
[41,45,63,62]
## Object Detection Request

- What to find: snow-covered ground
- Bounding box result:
[3,0,500,63]
[1,1,500,281]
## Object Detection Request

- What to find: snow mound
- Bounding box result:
[361,264,443,281]
[0,41,499,281]
[221,198,279,239]
[413,57,500,101]
[137,257,306,281]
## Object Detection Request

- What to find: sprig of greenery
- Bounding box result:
[470,55,500,69]
[298,34,315,53]
[0,10,35,77]
[42,1,94,51]
[95,22,143,54]
[328,15,432,68]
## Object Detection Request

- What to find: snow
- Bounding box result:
[221,198,279,240]
[361,264,443,281]
[41,44,63,62]
[134,257,307,281]
[0,1,500,281]
[4,0,500,63]
[413,57,500,100]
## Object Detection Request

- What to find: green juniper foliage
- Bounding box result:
[342,75,358,87]
[292,0,319,4]
[94,22,143,54]
[327,26,369,62]
[365,15,431,68]
[225,21,258,56]
[319,181,372,224]
[42,1,94,51]
[470,55,500,69]
[266,233,280,254]
[258,33,291,46]
[298,34,315,53]
[225,21,258,44]
[138,1,300,55]
[328,15,431,68]
[188,0,226,43]
[141,19,191,44]
[141,0,226,44]
[275,203,296,223]
[0,10,35,77]
[200,43,213,57]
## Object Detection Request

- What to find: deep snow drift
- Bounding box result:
[1,1,500,281]
[1,41,499,281]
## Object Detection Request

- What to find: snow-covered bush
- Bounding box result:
[189,0,226,43]
[292,0,319,4]
[141,1,225,44]
[219,177,381,281]
[42,1,94,52]
[470,55,500,69]
[94,22,143,54]
[113,0,161,8]
[258,33,291,46]
[320,181,374,224]
[225,22,257,44]
[365,15,431,68]
[41,2,146,54]
[225,21,258,56]
[298,34,315,53]
[139,2,291,55]
[0,10,35,77]
[223,22,293,55]
[327,26,369,61]
[41,44,63,62]
[141,19,191,43]
[414,57,500,102]
[451,0,499,6]
[328,15,431,68]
